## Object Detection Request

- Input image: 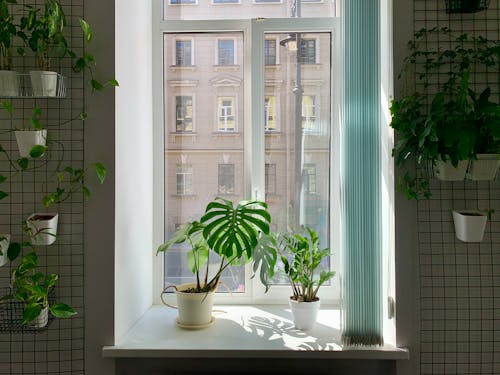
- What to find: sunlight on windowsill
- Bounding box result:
[103,305,409,359]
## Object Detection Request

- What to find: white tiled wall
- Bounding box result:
[0,1,86,374]
[414,2,500,374]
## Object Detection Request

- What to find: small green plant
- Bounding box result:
[0,252,76,325]
[0,0,26,70]
[157,198,271,293]
[255,227,335,302]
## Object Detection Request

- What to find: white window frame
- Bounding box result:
[176,164,194,195]
[174,94,195,132]
[216,96,237,132]
[264,37,279,65]
[172,37,194,66]
[264,94,279,132]
[215,37,237,65]
[153,16,342,306]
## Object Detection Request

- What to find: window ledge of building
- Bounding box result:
[211,131,241,138]
[265,64,282,71]
[103,305,409,360]
[214,64,240,72]
[169,65,197,72]
[171,193,197,198]
[168,132,198,143]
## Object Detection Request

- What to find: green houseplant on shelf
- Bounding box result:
[0,251,75,328]
[390,27,499,200]
[157,197,271,329]
[254,227,335,330]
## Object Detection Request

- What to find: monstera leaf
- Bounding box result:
[201,198,271,261]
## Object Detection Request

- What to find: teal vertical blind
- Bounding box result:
[342,0,384,346]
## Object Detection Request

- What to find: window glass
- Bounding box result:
[302,95,317,131]
[175,40,192,66]
[264,39,277,65]
[213,0,240,3]
[218,164,235,194]
[265,163,277,194]
[218,97,236,131]
[175,96,193,132]
[264,96,277,131]
[176,164,193,194]
[218,40,235,65]
[170,0,197,4]
[299,39,316,64]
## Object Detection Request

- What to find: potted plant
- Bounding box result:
[452,209,492,242]
[256,227,335,330]
[0,0,25,96]
[391,28,499,199]
[0,235,10,267]
[21,0,67,96]
[445,0,490,14]
[157,197,271,329]
[25,213,58,246]
[0,251,75,328]
[14,107,47,158]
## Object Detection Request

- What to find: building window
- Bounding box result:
[169,0,197,4]
[176,164,193,195]
[264,39,277,65]
[175,96,193,132]
[265,163,276,195]
[218,164,235,194]
[175,40,192,66]
[264,96,277,131]
[217,97,236,131]
[213,0,240,3]
[302,95,318,131]
[217,40,235,65]
[255,0,281,2]
[299,39,316,64]
[303,164,316,193]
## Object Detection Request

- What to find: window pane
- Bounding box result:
[265,39,277,65]
[163,0,336,20]
[164,33,244,291]
[175,40,192,66]
[218,40,235,65]
[264,32,330,246]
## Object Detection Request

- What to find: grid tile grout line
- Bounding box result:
[0,0,85,374]
[414,1,500,374]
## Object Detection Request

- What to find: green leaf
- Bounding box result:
[94,163,106,184]
[23,304,43,324]
[91,79,104,91]
[2,101,12,114]
[0,175,6,184]
[29,145,47,158]
[49,303,76,318]
[7,242,21,261]
[82,186,91,201]
[107,79,119,87]
[0,191,8,200]
[17,158,29,170]
[79,19,93,42]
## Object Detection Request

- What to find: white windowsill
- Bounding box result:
[103,305,409,360]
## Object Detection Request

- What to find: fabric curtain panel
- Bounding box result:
[342,0,384,346]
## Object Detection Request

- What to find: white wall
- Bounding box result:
[115,0,154,342]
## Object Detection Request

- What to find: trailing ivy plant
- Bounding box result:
[0,0,26,70]
[390,27,500,200]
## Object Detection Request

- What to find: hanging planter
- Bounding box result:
[14,129,47,158]
[0,235,10,267]
[26,213,58,246]
[29,71,63,97]
[434,160,468,181]
[468,154,500,181]
[445,0,490,13]
[452,210,487,242]
[0,71,20,97]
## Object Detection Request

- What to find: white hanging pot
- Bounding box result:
[468,154,500,181]
[161,283,215,329]
[15,129,47,158]
[452,210,487,242]
[29,71,58,97]
[30,306,49,328]
[26,213,58,246]
[434,160,468,181]
[0,70,19,96]
[289,297,320,330]
[0,234,10,267]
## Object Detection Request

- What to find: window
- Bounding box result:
[213,0,240,3]
[176,164,193,194]
[264,96,277,131]
[169,0,197,4]
[265,163,276,194]
[175,96,193,132]
[217,40,235,65]
[255,0,281,3]
[218,164,235,194]
[217,97,236,131]
[175,40,192,66]
[302,95,318,131]
[303,164,316,193]
[264,39,277,65]
[299,39,316,64]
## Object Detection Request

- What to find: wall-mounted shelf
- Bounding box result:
[0,72,66,98]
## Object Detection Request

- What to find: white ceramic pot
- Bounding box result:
[0,70,19,96]
[29,70,58,97]
[0,234,10,267]
[162,282,215,328]
[468,154,500,181]
[26,213,58,246]
[452,210,487,243]
[15,129,47,158]
[30,306,49,328]
[289,297,320,330]
[434,160,468,181]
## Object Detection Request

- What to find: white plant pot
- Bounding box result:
[289,298,320,330]
[452,210,487,243]
[164,283,215,328]
[434,160,468,181]
[0,70,19,96]
[29,70,58,97]
[14,129,47,158]
[26,213,58,246]
[468,154,500,181]
[0,234,10,267]
[30,306,49,328]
